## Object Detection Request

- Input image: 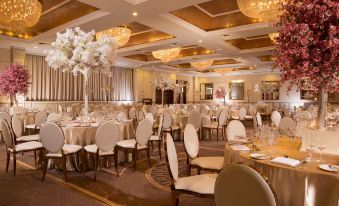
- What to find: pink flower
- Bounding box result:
[0,64,31,96]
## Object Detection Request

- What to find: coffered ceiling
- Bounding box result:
[0,0,279,76]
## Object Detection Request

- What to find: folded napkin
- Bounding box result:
[230,145,250,151]
[271,157,301,167]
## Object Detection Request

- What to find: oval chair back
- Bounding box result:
[117,112,128,122]
[226,120,246,141]
[215,164,277,206]
[165,133,178,180]
[95,121,119,152]
[162,112,172,130]
[137,110,145,122]
[129,107,137,119]
[271,111,281,127]
[47,113,61,122]
[0,112,11,127]
[188,111,201,130]
[145,113,155,125]
[278,117,296,136]
[35,111,47,128]
[183,124,199,159]
[157,114,164,137]
[256,112,262,127]
[135,119,153,146]
[239,107,247,120]
[40,122,64,154]
[0,119,14,148]
[11,115,24,139]
[218,110,227,126]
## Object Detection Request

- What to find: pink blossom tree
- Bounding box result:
[275,0,339,128]
[215,87,227,105]
[0,64,31,106]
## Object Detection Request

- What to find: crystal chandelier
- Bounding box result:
[237,0,285,22]
[191,60,214,70]
[152,47,181,63]
[96,26,131,47]
[269,32,279,42]
[0,0,42,28]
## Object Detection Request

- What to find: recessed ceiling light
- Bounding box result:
[34,46,38,49]
[132,12,138,17]
[198,40,202,43]
[217,48,223,51]
[238,57,242,60]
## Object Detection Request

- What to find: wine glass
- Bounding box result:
[305,134,315,162]
[316,136,327,163]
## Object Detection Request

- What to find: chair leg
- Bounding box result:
[13,153,16,176]
[34,150,37,165]
[94,153,98,181]
[133,149,137,172]
[63,157,68,182]
[197,167,201,175]
[6,152,10,173]
[42,157,48,182]
[217,128,219,141]
[114,152,119,177]
[158,140,162,159]
[146,147,152,168]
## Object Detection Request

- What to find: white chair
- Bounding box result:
[47,112,61,122]
[25,111,47,133]
[84,121,119,179]
[184,124,224,175]
[137,110,145,122]
[163,112,180,140]
[129,107,137,119]
[40,122,82,182]
[278,117,296,136]
[187,111,202,138]
[117,111,128,122]
[145,113,155,125]
[0,111,11,127]
[11,115,40,143]
[226,120,246,142]
[239,107,247,121]
[116,119,153,172]
[271,111,281,127]
[202,110,227,141]
[256,112,263,128]
[215,164,277,206]
[150,114,164,158]
[1,119,43,176]
[165,133,217,205]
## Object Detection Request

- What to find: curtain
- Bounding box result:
[25,54,134,101]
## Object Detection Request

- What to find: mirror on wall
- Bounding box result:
[200,83,213,100]
[229,82,245,100]
[262,81,280,100]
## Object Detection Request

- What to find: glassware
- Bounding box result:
[305,134,315,162]
[316,136,327,163]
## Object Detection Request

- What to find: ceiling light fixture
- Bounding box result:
[191,60,214,70]
[0,0,42,28]
[96,26,131,47]
[152,47,181,63]
[237,0,285,22]
[132,12,138,16]
[198,40,202,43]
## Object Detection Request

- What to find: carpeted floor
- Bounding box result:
[0,136,227,206]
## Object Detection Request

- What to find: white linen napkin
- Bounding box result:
[230,144,249,151]
[271,157,301,167]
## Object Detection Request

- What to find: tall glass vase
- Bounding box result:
[161,89,164,106]
[9,95,18,107]
[83,71,89,118]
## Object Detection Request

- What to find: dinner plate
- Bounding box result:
[318,164,339,172]
[250,153,269,160]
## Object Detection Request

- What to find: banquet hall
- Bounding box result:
[0,0,338,206]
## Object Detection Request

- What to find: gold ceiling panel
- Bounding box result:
[258,55,276,61]
[170,3,260,31]
[213,66,255,73]
[123,22,152,34]
[172,58,240,69]
[121,30,174,48]
[125,46,214,62]
[197,0,239,15]
[0,0,98,39]
[226,36,274,50]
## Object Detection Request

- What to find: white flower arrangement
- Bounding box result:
[150,73,174,91]
[46,27,117,76]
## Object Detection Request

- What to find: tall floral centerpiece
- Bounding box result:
[275,0,338,128]
[215,87,227,105]
[0,64,30,106]
[150,73,174,106]
[46,27,117,117]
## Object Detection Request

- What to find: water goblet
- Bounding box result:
[316,136,327,163]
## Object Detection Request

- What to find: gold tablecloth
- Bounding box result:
[224,137,339,206]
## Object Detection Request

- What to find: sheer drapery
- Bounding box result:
[25,54,134,101]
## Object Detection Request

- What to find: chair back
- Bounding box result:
[137,110,145,121]
[145,113,155,125]
[218,110,227,126]
[0,111,11,127]
[239,107,247,120]
[165,133,178,180]
[11,115,23,138]
[151,105,158,117]
[135,119,152,146]
[0,119,14,148]
[248,105,255,116]
[129,107,136,119]
[117,112,128,122]
[226,120,246,141]
[58,104,63,113]
[215,164,277,206]
[40,122,64,153]
[256,112,262,127]
[188,111,201,129]
[162,112,172,129]
[47,113,61,122]
[95,121,119,152]
[35,111,47,127]
[157,114,164,137]
[279,117,296,136]
[183,124,199,158]
[271,111,281,127]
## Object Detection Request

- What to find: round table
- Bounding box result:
[224,137,339,206]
